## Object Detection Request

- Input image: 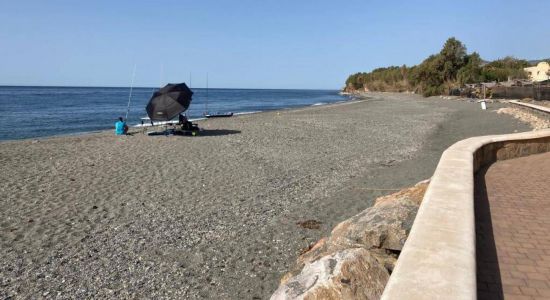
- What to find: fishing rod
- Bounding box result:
[160,62,164,87]
[125,64,137,120]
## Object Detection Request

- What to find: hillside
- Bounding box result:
[344,38,536,97]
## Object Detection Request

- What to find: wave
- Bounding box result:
[233,111,262,116]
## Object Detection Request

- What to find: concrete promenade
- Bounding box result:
[476,152,550,299]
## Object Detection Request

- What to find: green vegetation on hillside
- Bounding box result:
[345,38,530,96]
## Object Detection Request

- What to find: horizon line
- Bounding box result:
[0,84,342,91]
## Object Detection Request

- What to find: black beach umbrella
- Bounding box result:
[146,83,193,121]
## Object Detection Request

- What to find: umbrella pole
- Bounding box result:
[125,64,137,120]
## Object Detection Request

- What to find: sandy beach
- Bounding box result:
[0,93,531,299]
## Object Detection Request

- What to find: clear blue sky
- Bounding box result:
[1,0,549,89]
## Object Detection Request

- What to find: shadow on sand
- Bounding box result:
[145,129,241,137]
[475,166,504,299]
[197,129,241,136]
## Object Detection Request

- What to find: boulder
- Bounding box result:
[272,180,429,300]
[297,181,428,271]
[271,248,389,300]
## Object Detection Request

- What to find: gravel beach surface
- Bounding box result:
[0,92,530,299]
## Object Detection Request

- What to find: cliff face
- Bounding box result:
[271,180,429,300]
[342,84,369,94]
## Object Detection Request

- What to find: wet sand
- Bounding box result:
[0,93,531,299]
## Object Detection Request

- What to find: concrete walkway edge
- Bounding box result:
[381,129,550,300]
[509,100,550,114]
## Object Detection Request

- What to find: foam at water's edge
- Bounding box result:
[133,120,179,128]
[132,112,266,127]
[233,111,262,116]
[189,117,207,122]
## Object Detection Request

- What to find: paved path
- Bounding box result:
[476,152,550,300]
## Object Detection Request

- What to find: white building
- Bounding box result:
[524,62,550,82]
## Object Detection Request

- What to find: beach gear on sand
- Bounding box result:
[146,83,193,121]
[204,112,234,118]
[178,114,199,130]
[145,83,200,136]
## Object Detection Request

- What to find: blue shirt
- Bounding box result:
[115,121,126,135]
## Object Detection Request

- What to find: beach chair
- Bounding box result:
[175,115,200,135]
[175,121,200,136]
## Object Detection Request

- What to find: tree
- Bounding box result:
[343,38,534,96]
[439,37,467,81]
[400,64,408,84]
[411,55,445,96]
[410,38,468,95]
[481,57,529,81]
[457,52,482,84]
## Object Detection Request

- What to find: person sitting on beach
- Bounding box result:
[178,114,192,130]
[115,117,128,135]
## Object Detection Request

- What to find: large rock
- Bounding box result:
[271,248,389,300]
[272,180,429,300]
[296,181,428,273]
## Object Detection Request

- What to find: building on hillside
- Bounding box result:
[524,62,550,82]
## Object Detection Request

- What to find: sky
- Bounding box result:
[1,0,549,89]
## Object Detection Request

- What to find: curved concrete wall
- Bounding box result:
[381,129,550,300]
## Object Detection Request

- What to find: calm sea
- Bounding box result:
[0,86,348,141]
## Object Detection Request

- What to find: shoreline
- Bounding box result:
[0,93,532,299]
[0,97,355,143]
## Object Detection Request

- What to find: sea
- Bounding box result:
[0,86,349,141]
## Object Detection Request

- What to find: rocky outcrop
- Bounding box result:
[341,84,370,94]
[271,180,429,300]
